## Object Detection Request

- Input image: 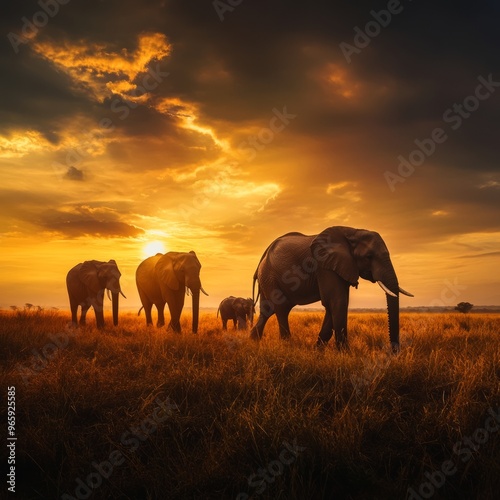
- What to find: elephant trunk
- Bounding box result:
[191,288,200,334]
[386,293,399,353]
[112,291,119,326]
[375,258,400,352]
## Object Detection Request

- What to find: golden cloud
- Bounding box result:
[323,63,360,99]
[155,97,230,151]
[326,181,362,203]
[33,33,171,102]
[0,130,56,158]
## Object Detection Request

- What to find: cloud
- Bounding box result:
[64,166,84,181]
[0,0,499,307]
[32,33,171,103]
[0,130,56,157]
[40,205,144,238]
[459,251,500,259]
[42,219,144,238]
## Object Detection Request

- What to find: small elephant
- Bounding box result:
[217,296,255,330]
[66,259,126,328]
[136,251,208,333]
[250,226,413,351]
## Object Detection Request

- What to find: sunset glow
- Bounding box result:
[142,240,166,258]
[1,1,499,311]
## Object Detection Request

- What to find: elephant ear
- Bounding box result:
[79,261,101,293]
[188,250,202,268]
[310,227,359,286]
[104,260,121,279]
[156,254,180,290]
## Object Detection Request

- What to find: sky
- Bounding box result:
[0,0,499,311]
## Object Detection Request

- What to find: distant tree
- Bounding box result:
[455,302,473,313]
[36,305,44,312]
[10,305,18,311]
[25,303,33,310]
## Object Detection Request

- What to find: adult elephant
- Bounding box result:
[66,259,126,328]
[250,227,413,352]
[136,251,208,333]
[217,296,255,330]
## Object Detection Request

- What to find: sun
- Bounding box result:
[142,240,166,258]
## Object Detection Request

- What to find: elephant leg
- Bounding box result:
[169,319,181,333]
[232,319,237,329]
[156,303,165,328]
[316,313,333,348]
[143,304,153,326]
[317,272,350,350]
[94,308,105,329]
[333,318,348,350]
[138,289,154,326]
[250,298,274,340]
[222,319,228,330]
[328,296,349,350]
[94,305,105,329]
[275,304,293,339]
[80,302,90,326]
[166,303,181,333]
[69,301,79,326]
[94,291,105,329]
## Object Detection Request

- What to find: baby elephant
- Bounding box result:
[218,296,255,330]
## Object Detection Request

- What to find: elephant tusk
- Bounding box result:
[106,289,112,301]
[200,286,209,296]
[119,290,127,299]
[377,281,398,297]
[186,286,190,296]
[399,286,414,297]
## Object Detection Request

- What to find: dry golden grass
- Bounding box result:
[1,309,499,499]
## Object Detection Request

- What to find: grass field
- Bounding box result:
[1,309,500,499]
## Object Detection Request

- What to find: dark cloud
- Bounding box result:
[64,166,83,181]
[0,189,143,238]
[0,1,499,248]
[460,251,500,259]
[39,206,144,238]
[42,218,144,238]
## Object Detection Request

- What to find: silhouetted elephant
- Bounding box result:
[136,251,208,333]
[250,226,413,351]
[217,296,255,330]
[66,259,126,328]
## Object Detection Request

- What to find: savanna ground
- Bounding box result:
[1,309,500,500]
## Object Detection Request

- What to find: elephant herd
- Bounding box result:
[66,226,413,351]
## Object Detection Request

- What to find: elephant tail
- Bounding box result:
[252,274,260,307]
[138,306,144,316]
[217,307,220,318]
